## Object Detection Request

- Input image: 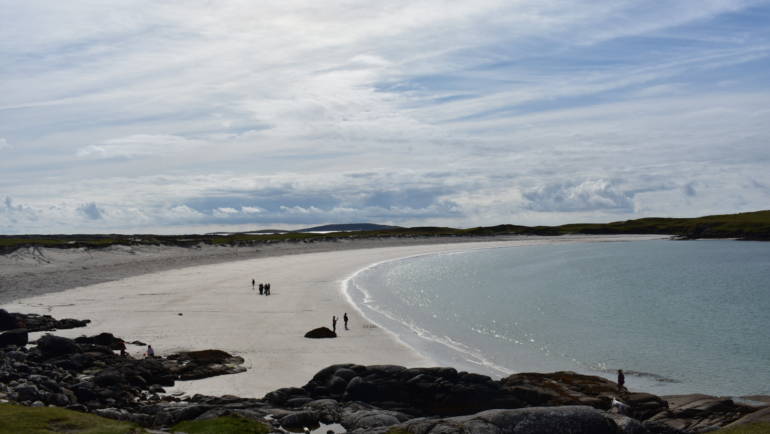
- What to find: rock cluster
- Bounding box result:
[2,311,769,433]
[0,308,90,333]
[0,332,246,425]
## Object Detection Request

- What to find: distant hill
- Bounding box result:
[2,211,769,254]
[294,223,403,233]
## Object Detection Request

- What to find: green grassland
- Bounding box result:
[0,403,144,434]
[2,210,769,254]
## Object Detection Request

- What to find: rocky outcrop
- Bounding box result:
[1,314,768,434]
[165,349,247,380]
[297,364,525,416]
[500,371,669,419]
[0,309,90,332]
[392,406,619,434]
[0,333,246,417]
[647,394,761,432]
[304,327,337,338]
[74,332,126,349]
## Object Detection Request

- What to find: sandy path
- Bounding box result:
[1,235,664,398]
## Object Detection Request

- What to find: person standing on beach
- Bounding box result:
[259,283,264,295]
[266,282,271,295]
[252,279,255,290]
[343,313,349,330]
[617,369,626,393]
[332,315,338,333]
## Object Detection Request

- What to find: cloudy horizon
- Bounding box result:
[2,1,770,234]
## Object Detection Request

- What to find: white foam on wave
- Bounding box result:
[340,251,515,378]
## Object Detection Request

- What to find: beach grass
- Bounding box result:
[0,403,144,434]
[170,415,270,433]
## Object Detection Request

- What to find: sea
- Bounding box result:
[346,239,770,397]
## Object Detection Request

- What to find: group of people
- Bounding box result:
[331,312,349,333]
[252,279,272,295]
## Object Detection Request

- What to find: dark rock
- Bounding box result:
[0,329,28,348]
[342,409,409,431]
[642,420,687,434]
[74,332,125,349]
[0,309,19,330]
[280,410,320,429]
[265,387,311,406]
[14,384,41,402]
[307,399,342,424]
[94,369,127,387]
[165,349,246,380]
[304,327,337,339]
[726,406,770,427]
[649,394,756,431]
[36,335,81,358]
[1,310,90,332]
[399,406,619,434]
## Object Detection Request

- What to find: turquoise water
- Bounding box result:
[348,240,770,396]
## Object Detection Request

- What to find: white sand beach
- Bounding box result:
[0,235,665,399]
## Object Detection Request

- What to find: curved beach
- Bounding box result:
[0,235,663,398]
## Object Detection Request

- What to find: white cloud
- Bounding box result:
[1,1,769,233]
[77,134,203,159]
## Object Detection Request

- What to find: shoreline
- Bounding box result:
[3,234,668,399]
[0,236,528,305]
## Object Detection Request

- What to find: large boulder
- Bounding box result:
[302,364,524,416]
[0,309,19,330]
[74,332,125,349]
[397,406,619,434]
[304,327,337,338]
[0,329,28,348]
[36,335,81,358]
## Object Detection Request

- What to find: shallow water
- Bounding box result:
[348,239,770,396]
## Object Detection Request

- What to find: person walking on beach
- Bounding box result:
[259,283,264,295]
[265,282,271,295]
[332,315,338,333]
[617,369,626,393]
[343,312,349,330]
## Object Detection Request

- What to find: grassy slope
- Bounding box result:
[0,403,144,434]
[2,210,769,254]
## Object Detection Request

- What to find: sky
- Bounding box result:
[1,1,770,234]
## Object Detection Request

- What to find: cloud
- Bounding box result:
[76,134,203,159]
[1,2,770,233]
[77,202,104,220]
[523,180,635,213]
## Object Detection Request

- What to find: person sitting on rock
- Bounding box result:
[146,345,155,358]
